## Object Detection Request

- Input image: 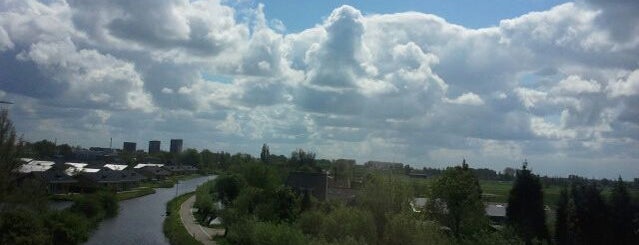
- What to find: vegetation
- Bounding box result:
[554,178,639,245]
[116,187,156,201]
[163,192,201,245]
[506,163,549,244]
[428,161,488,238]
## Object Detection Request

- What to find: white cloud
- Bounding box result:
[0,0,638,178]
[444,92,485,106]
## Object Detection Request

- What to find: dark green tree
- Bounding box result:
[260,143,270,164]
[215,174,243,205]
[609,177,636,245]
[571,182,611,245]
[554,187,570,245]
[179,148,201,166]
[56,143,73,160]
[506,162,549,244]
[32,139,56,159]
[0,109,21,202]
[289,149,317,171]
[200,149,215,170]
[429,161,487,237]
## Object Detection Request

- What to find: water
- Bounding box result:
[49,201,73,211]
[84,175,216,245]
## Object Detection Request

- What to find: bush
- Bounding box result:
[0,208,50,245]
[46,210,90,244]
[96,191,119,218]
[71,195,105,220]
[320,206,377,244]
[252,222,306,245]
[383,212,450,245]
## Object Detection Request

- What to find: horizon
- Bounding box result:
[1,0,638,179]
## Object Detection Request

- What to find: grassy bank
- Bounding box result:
[142,174,204,189]
[163,192,201,245]
[116,187,156,201]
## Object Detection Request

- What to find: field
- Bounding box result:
[391,172,639,207]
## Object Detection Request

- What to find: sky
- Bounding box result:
[0,0,638,179]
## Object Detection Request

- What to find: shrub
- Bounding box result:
[252,222,306,245]
[46,210,90,244]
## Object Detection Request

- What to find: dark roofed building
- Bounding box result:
[78,169,144,192]
[137,166,171,180]
[39,169,77,194]
[163,165,198,175]
[285,171,328,201]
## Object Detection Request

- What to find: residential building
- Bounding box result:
[148,140,161,154]
[285,171,328,201]
[123,142,136,153]
[137,166,171,180]
[170,139,183,154]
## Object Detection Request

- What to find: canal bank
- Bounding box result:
[84,175,216,245]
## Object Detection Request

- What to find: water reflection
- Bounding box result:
[85,175,215,245]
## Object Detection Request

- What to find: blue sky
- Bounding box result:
[257,0,570,32]
[1,0,638,178]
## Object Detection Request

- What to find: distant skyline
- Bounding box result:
[0,0,638,179]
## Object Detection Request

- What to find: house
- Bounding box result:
[364,161,404,170]
[133,163,164,169]
[285,171,328,201]
[77,169,144,192]
[163,165,198,175]
[136,166,171,180]
[103,164,128,171]
[37,169,78,194]
[18,160,55,173]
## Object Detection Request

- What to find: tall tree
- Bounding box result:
[506,162,549,244]
[429,161,487,237]
[571,182,611,245]
[554,187,571,245]
[179,148,201,166]
[289,149,317,171]
[260,143,270,164]
[31,139,55,159]
[609,177,636,245]
[0,109,21,202]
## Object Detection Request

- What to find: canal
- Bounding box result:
[85,175,216,245]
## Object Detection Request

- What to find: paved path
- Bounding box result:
[179,195,225,245]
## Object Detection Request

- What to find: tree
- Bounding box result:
[506,163,549,244]
[570,182,611,245]
[31,139,56,159]
[289,149,317,171]
[200,149,216,170]
[358,174,413,237]
[429,162,488,237]
[215,174,243,205]
[0,109,21,202]
[260,143,270,164]
[609,177,636,245]
[179,148,201,166]
[554,187,570,245]
[56,144,73,160]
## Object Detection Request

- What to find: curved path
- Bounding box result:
[179,195,224,245]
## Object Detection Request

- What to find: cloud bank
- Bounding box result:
[0,0,638,178]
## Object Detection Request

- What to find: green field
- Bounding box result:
[392,173,639,207]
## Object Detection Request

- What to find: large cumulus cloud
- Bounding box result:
[0,0,638,178]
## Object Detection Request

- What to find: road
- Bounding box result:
[179,195,225,245]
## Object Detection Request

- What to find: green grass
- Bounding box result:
[142,174,204,189]
[163,192,201,245]
[116,187,156,201]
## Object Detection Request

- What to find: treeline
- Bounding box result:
[554,178,638,245]
[196,149,524,245]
